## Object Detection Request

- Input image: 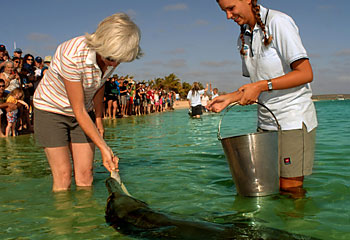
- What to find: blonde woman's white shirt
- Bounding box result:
[33,36,115,116]
[187,90,204,107]
[239,5,317,132]
[201,95,209,106]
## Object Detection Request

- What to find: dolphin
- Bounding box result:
[105,174,319,240]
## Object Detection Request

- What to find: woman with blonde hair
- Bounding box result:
[33,13,142,191]
[0,61,20,93]
[208,0,317,196]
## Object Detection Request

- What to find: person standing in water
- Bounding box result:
[187,82,208,118]
[208,0,317,196]
[33,13,142,191]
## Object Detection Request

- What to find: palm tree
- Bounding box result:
[163,73,181,92]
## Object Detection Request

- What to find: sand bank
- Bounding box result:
[173,100,189,110]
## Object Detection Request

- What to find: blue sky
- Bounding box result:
[2,0,349,94]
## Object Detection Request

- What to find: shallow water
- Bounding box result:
[0,100,349,240]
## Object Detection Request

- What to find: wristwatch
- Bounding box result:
[267,79,273,91]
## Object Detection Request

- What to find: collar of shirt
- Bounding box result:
[85,49,115,79]
[244,5,269,36]
[85,49,98,68]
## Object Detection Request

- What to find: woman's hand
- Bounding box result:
[206,95,232,112]
[206,90,243,112]
[238,81,265,105]
[101,146,119,172]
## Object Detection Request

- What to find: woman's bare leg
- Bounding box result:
[45,146,72,192]
[71,142,95,188]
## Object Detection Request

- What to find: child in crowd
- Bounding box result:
[5,88,28,136]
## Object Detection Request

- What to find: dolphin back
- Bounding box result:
[105,176,321,240]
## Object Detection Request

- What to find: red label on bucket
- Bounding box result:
[284,157,291,165]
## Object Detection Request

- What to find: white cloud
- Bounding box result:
[126,9,137,18]
[200,60,236,68]
[165,59,187,68]
[163,48,186,55]
[143,59,187,69]
[334,49,350,57]
[194,19,209,26]
[337,75,350,82]
[27,33,54,42]
[163,3,188,11]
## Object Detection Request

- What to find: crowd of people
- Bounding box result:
[0,44,52,137]
[0,43,179,138]
[103,75,177,119]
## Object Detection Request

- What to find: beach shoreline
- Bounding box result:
[173,100,189,110]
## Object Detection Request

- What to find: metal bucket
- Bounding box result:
[218,102,280,197]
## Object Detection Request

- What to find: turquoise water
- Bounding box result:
[0,100,349,239]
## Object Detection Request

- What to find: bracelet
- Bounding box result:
[267,79,273,91]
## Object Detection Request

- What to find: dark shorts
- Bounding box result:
[134,98,140,106]
[106,94,118,102]
[191,105,202,116]
[34,108,95,148]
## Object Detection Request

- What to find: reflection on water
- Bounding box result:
[0,101,349,239]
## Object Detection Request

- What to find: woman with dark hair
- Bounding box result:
[208,0,317,196]
[19,54,35,132]
[21,54,35,97]
[22,54,35,75]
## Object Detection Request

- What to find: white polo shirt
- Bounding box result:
[34,36,115,116]
[238,5,317,132]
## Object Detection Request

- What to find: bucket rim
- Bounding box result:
[217,102,281,140]
[219,130,279,141]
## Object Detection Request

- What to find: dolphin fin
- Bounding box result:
[111,171,132,197]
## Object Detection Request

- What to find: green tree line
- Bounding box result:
[138,73,205,99]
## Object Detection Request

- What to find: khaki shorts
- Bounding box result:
[259,124,316,178]
[34,108,95,148]
[120,95,127,106]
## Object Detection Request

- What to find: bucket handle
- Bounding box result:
[217,101,281,140]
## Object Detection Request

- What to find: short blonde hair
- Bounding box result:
[9,88,24,100]
[85,13,142,63]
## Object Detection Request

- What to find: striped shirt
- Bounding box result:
[33,36,115,116]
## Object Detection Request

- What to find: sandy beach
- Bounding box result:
[173,100,189,110]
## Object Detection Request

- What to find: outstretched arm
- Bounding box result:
[204,83,208,92]
[17,100,29,109]
[206,90,243,113]
[238,59,313,105]
[63,78,118,172]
